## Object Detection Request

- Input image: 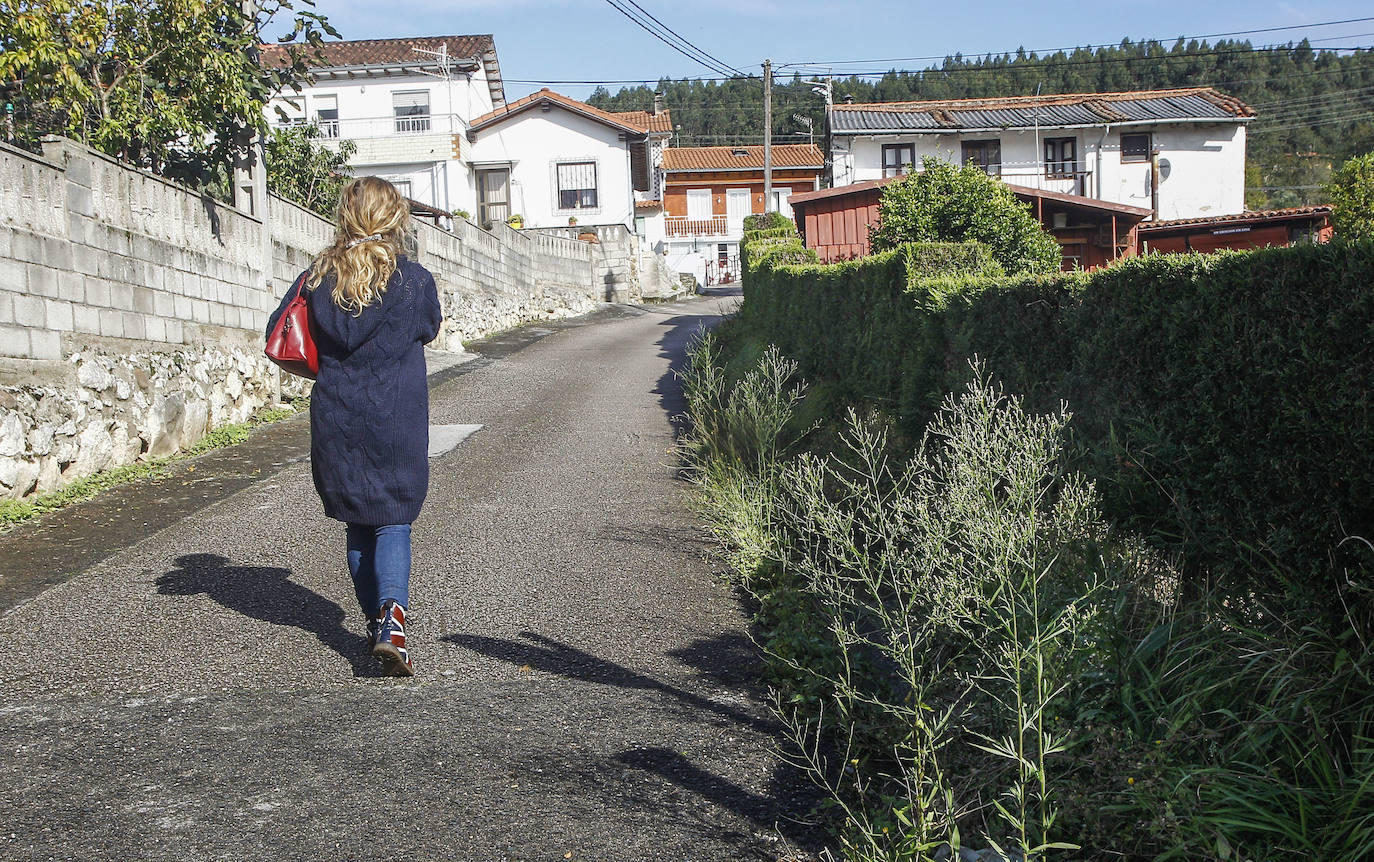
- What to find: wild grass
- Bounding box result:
[679,331,1374,861]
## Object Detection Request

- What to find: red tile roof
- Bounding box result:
[662,144,825,172]
[1138,205,1333,231]
[634,199,663,210]
[831,87,1254,119]
[468,89,655,134]
[260,35,495,70]
[610,110,674,134]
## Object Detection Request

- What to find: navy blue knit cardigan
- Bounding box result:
[267,257,443,526]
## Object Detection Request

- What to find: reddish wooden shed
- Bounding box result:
[1137,206,1333,254]
[789,177,1150,270]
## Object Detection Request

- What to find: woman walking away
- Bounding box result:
[267,177,442,677]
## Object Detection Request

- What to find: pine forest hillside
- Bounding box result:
[587,38,1374,208]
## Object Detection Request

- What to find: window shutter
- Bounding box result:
[392,91,429,113]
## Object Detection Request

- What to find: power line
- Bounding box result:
[508,41,1374,88]
[826,44,1373,81]
[1254,107,1374,132]
[600,0,740,79]
[615,0,748,78]
[778,15,1374,68]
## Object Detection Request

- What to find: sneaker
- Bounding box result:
[372,600,413,677]
[365,616,381,650]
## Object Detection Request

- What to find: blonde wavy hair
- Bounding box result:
[307,177,411,314]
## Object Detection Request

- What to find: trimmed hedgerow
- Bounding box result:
[740,230,1374,632]
[742,211,794,232]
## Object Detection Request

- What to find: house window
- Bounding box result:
[1045,137,1077,178]
[477,168,510,227]
[686,188,712,221]
[1122,132,1152,163]
[882,143,915,177]
[314,94,339,138]
[557,161,598,210]
[390,179,413,199]
[392,90,430,133]
[961,139,1001,175]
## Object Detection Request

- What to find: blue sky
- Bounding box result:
[295,1,1374,101]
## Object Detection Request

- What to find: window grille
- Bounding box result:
[557,162,598,209]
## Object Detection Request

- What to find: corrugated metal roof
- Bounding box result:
[1139,205,1333,231]
[831,87,1252,133]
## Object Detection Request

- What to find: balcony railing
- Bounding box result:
[997,168,1093,197]
[665,215,732,238]
[394,115,432,134]
[271,114,457,140]
[883,164,1095,198]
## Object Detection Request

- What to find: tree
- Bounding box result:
[869,158,1062,275]
[0,0,335,184]
[1326,152,1374,240]
[264,123,355,218]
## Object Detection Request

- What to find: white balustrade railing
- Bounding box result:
[665,215,731,238]
[272,114,458,140]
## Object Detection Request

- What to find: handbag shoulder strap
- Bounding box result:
[291,269,310,300]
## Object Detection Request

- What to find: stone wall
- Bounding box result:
[530,224,685,302]
[0,136,605,501]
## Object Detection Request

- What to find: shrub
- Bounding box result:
[1327,152,1374,240]
[739,229,1374,636]
[870,158,1062,275]
[743,211,794,232]
[681,334,1374,859]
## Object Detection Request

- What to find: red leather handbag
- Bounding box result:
[264,271,319,380]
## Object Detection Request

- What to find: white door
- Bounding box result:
[771,190,794,219]
[686,188,712,221]
[726,188,751,231]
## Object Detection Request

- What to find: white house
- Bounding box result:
[464,89,672,231]
[829,88,1253,220]
[657,144,825,286]
[260,35,506,216]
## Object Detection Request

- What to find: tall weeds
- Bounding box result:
[680,334,1374,861]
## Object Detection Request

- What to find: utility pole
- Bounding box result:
[234,0,268,226]
[763,59,773,214]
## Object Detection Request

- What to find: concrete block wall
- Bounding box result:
[1,138,273,362]
[0,136,607,501]
[529,224,686,302]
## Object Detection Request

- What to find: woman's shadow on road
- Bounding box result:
[156,553,381,677]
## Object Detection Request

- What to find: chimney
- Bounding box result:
[652,91,665,116]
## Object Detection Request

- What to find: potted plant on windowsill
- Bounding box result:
[507,214,524,229]
[567,215,578,227]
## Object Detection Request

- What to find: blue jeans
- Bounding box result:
[345,523,412,616]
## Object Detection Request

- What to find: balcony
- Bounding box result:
[998,168,1094,198]
[665,215,736,239]
[884,164,1095,199]
[272,114,460,140]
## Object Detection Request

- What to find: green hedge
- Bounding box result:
[740,232,1374,627]
[742,211,794,232]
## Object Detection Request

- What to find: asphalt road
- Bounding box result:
[0,292,825,861]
